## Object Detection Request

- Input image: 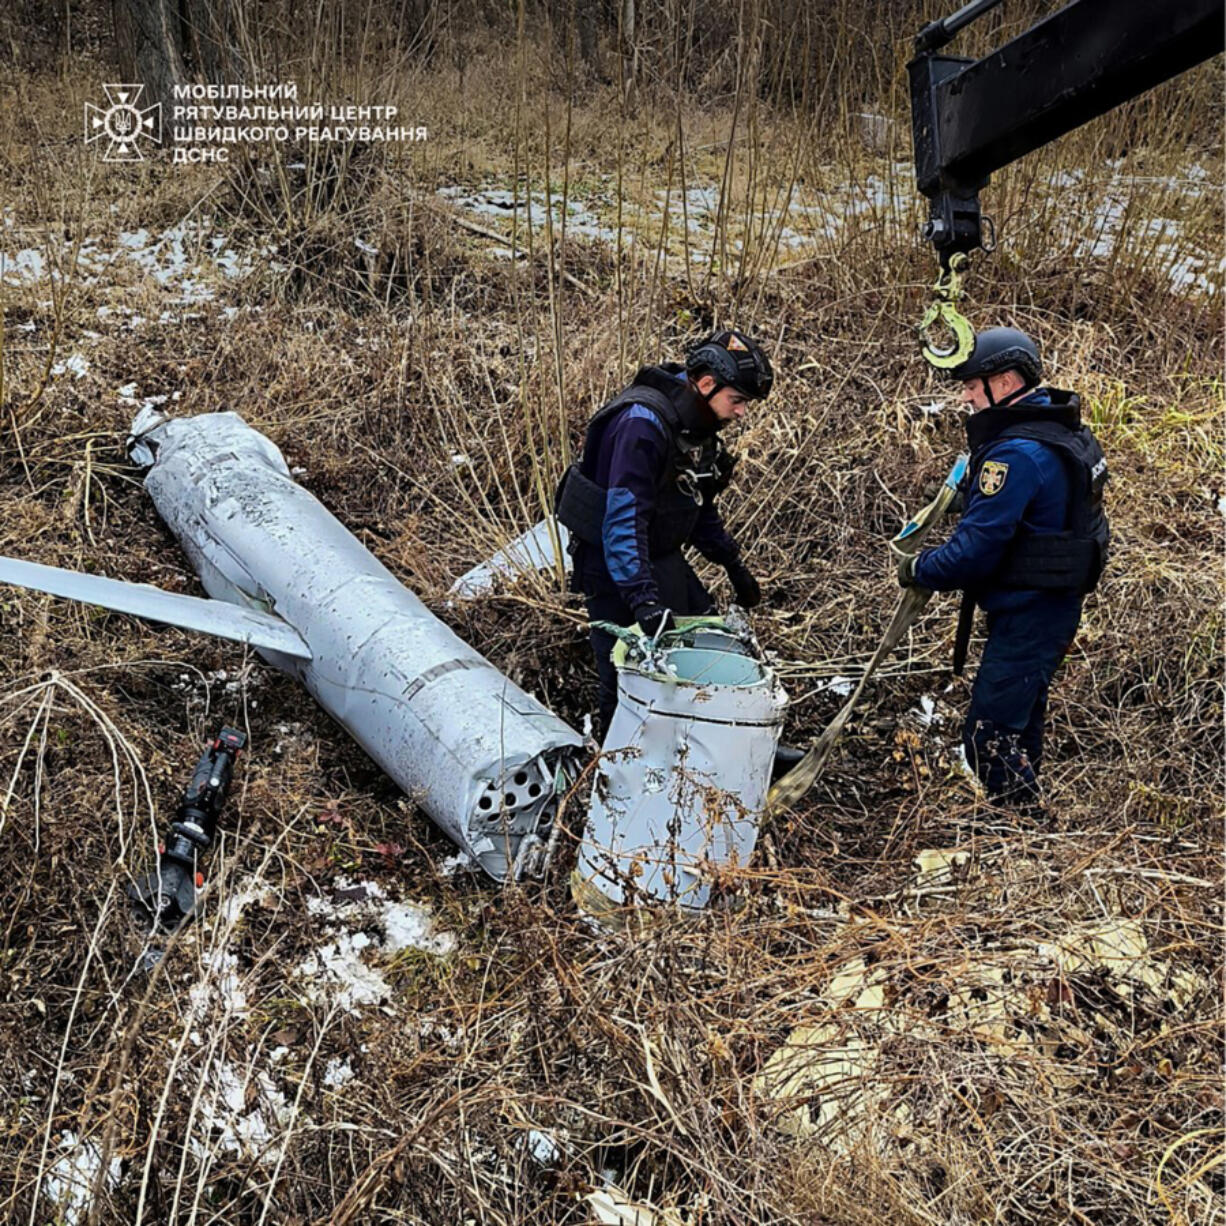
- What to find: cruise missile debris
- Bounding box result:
[129,411,585,880]
[448,518,571,599]
[0,412,584,880]
[573,616,787,915]
[0,556,311,659]
[1,412,792,908]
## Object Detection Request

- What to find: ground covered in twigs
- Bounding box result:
[0,17,1223,1226]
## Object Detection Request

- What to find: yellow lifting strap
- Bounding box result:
[918,252,975,370]
[767,456,968,813]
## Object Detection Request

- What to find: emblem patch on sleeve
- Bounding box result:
[979,460,1009,496]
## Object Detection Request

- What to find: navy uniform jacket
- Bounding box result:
[915,390,1080,616]
[574,372,740,611]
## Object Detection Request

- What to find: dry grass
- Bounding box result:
[0,6,1222,1223]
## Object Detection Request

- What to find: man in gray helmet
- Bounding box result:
[556,329,772,734]
[897,327,1110,808]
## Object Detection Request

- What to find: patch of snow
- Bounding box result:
[919,400,945,416]
[43,1132,122,1226]
[215,248,244,277]
[439,850,473,877]
[295,931,389,1010]
[50,353,89,379]
[118,385,172,416]
[821,676,854,698]
[189,949,249,1019]
[913,695,939,727]
[952,743,980,785]
[294,878,455,1013]
[382,899,454,954]
[2,248,45,283]
[418,1014,464,1048]
[354,238,378,255]
[524,1128,562,1164]
[323,1056,355,1088]
[192,1059,293,1165]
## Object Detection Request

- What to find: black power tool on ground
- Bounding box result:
[128,726,247,934]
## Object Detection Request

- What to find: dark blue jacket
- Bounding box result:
[577,372,740,610]
[915,390,1080,614]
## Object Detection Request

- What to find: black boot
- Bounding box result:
[771,743,806,781]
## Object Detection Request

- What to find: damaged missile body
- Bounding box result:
[130,411,583,879]
[574,620,787,913]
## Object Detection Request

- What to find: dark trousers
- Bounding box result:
[962,599,1082,805]
[582,551,714,732]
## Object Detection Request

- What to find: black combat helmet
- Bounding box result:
[686,329,774,400]
[951,326,1042,387]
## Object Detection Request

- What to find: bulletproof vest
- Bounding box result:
[554,364,734,556]
[968,405,1110,594]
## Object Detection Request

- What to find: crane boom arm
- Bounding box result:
[909,0,1225,261]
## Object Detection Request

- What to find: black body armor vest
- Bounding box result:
[966,394,1110,594]
[554,364,734,556]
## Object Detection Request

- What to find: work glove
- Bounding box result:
[896,553,918,587]
[922,478,964,515]
[634,604,675,640]
[725,560,762,608]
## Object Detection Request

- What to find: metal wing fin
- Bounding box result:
[0,556,313,660]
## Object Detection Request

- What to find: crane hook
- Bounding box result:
[918,252,975,370]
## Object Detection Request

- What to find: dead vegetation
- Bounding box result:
[0,3,1222,1223]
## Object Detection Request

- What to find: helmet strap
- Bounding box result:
[687,375,724,426]
[983,373,1036,410]
[994,379,1037,409]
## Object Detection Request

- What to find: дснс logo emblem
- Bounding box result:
[84,84,162,162]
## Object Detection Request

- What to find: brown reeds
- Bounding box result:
[0,2,1221,1223]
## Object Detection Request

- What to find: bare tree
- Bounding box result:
[111,0,188,110]
[112,0,244,110]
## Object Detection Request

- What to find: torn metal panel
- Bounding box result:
[449,518,570,599]
[131,411,583,880]
[575,621,787,910]
[0,556,312,660]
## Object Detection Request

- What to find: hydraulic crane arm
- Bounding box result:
[909,0,1225,263]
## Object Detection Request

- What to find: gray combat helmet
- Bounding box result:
[951,326,1042,387]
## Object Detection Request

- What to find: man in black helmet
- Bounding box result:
[556,329,772,734]
[897,326,1110,809]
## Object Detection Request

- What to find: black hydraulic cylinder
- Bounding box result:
[915,0,1007,54]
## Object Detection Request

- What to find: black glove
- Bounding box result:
[725,560,762,608]
[897,553,918,587]
[922,478,964,515]
[634,604,675,639]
